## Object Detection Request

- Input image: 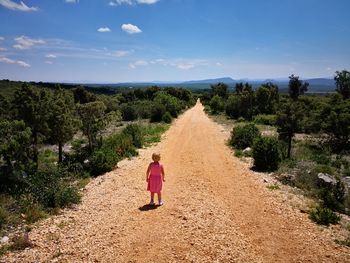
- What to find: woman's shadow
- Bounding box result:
[138,204,159,211]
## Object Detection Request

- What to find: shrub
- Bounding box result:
[309,205,340,226]
[313,164,334,175]
[252,136,281,171]
[162,112,172,123]
[9,234,32,251]
[122,124,143,148]
[229,123,261,149]
[89,148,118,176]
[28,165,81,208]
[134,101,152,119]
[54,184,81,208]
[23,202,46,223]
[150,103,166,122]
[104,132,137,158]
[210,95,225,114]
[154,92,182,117]
[253,114,277,126]
[318,181,346,212]
[225,95,241,119]
[121,104,138,121]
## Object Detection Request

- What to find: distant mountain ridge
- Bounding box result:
[181,77,235,84]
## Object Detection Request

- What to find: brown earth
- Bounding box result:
[2,101,350,263]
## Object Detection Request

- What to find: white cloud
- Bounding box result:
[114,50,133,57]
[65,0,79,3]
[97,27,111,33]
[216,62,223,67]
[177,64,195,70]
[130,58,207,70]
[121,24,142,34]
[0,37,4,41]
[0,56,30,67]
[45,61,53,64]
[109,0,132,5]
[136,0,159,4]
[151,58,208,70]
[109,0,159,5]
[0,0,38,11]
[0,47,7,51]
[129,60,148,68]
[45,54,57,58]
[13,35,45,50]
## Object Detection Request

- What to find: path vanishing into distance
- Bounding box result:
[3,101,350,263]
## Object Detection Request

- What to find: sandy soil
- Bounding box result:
[2,101,350,263]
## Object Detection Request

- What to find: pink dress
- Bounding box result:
[147,162,163,193]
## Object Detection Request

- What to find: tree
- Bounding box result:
[0,94,11,120]
[153,91,182,117]
[276,100,305,158]
[225,95,241,119]
[255,83,279,114]
[235,82,244,94]
[13,84,51,165]
[211,82,229,99]
[0,120,32,191]
[240,86,255,120]
[210,95,225,114]
[288,74,309,100]
[48,88,78,163]
[334,70,350,99]
[77,101,107,152]
[323,97,350,151]
[73,86,96,104]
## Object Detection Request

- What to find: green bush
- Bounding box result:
[121,104,138,121]
[162,112,173,123]
[313,164,334,175]
[318,181,346,212]
[22,202,46,223]
[89,148,118,176]
[229,123,261,149]
[28,165,81,208]
[225,95,241,119]
[253,114,277,126]
[150,103,166,122]
[122,124,143,148]
[154,91,182,117]
[309,205,340,226]
[210,95,225,114]
[252,136,281,171]
[55,184,81,208]
[134,101,152,119]
[104,132,137,158]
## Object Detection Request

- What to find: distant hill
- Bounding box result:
[181,77,235,85]
[0,77,337,96]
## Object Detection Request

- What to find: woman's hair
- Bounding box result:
[152,152,161,162]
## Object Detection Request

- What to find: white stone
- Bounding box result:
[242,147,251,153]
[317,173,336,185]
[1,236,9,244]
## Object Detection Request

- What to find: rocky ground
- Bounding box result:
[1,101,349,262]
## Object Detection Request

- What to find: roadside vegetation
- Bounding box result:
[0,82,194,253]
[201,70,350,244]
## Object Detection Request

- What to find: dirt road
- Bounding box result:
[3,101,350,262]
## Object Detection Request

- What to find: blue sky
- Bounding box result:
[0,0,349,83]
